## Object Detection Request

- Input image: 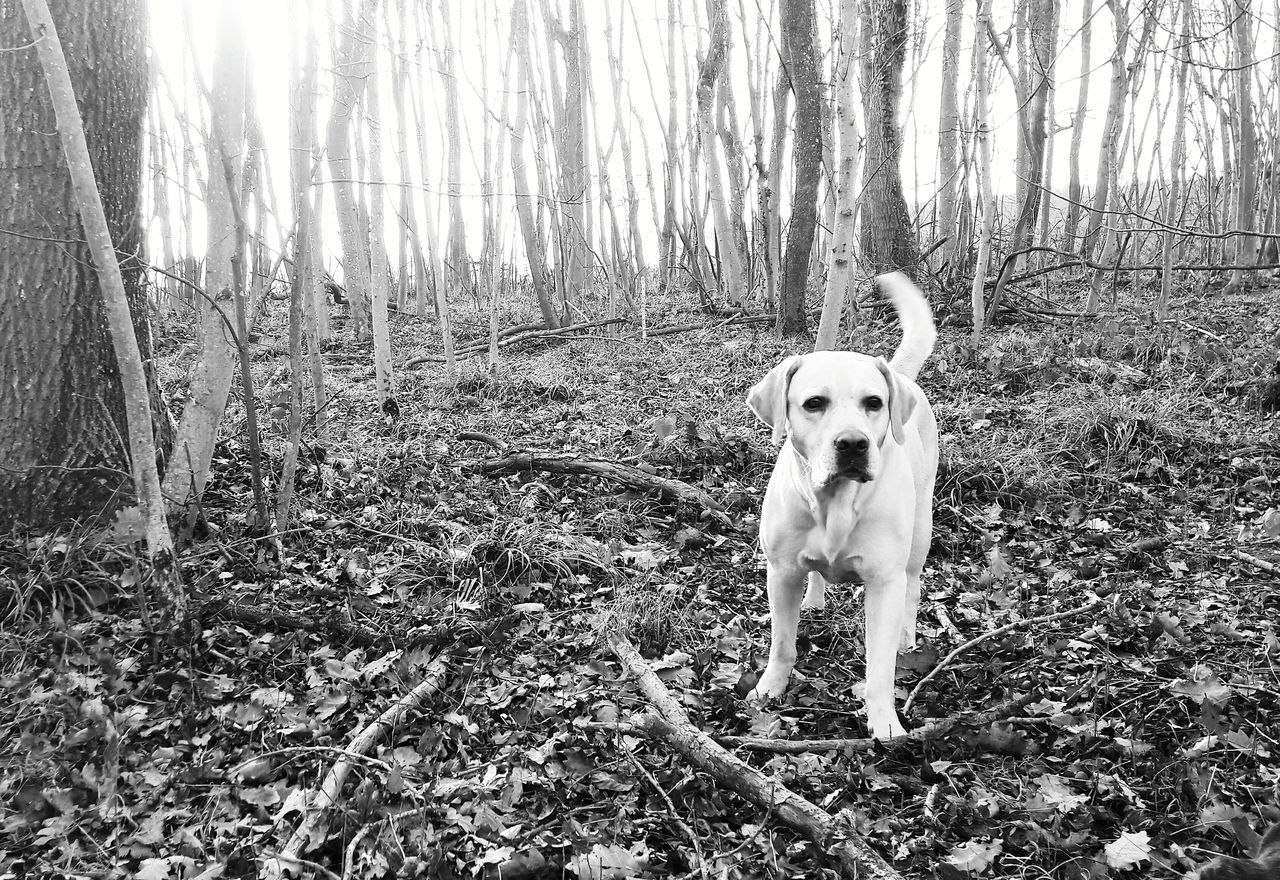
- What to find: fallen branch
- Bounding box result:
[608,634,901,880]
[903,598,1105,715]
[1233,549,1279,575]
[715,692,1039,754]
[404,318,626,366]
[643,314,775,338]
[266,654,450,877]
[467,450,731,526]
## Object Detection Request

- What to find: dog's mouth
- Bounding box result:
[837,465,873,483]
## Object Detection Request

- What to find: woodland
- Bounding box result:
[0,0,1278,878]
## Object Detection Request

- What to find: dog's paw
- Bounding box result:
[800,595,826,612]
[748,668,792,703]
[898,625,917,652]
[867,711,908,741]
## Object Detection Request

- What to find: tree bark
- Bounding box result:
[858,0,918,274]
[1228,0,1257,290]
[934,0,964,274]
[778,0,822,335]
[0,0,167,529]
[325,0,377,335]
[815,0,860,351]
[697,0,748,305]
[1061,0,1092,254]
[970,0,995,345]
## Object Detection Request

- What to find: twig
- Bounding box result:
[266,655,450,877]
[621,746,708,879]
[1233,549,1279,575]
[903,598,1105,715]
[716,692,1039,754]
[608,634,901,880]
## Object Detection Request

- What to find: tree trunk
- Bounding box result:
[1228,0,1257,290]
[160,0,247,513]
[858,0,918,274]
[364,10,394,410]
[987,0,1059,318]
[778,0,822,335]
[1061,0,1093,253]
[816,0,860,351]
[325,0,377,335]
[1081,0,1130,265]
[934,0,963,274]
[970,0,995,345]
[0,0,162,528]
[697,0,748,305]
[1158,0,1192,320]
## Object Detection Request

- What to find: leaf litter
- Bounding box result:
[0,288,1278,878]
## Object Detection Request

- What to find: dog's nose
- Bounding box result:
[834,435,869,454]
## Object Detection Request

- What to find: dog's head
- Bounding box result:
[747,351,915,488]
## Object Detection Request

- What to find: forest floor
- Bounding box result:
[3,280,1280,880]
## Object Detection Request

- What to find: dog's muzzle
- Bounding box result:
[833,433,872,482]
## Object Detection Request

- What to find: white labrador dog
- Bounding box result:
[746,272,938,739]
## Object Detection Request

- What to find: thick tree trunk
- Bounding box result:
[778,0,822,335]
[858,0,918,274]
[0,0,165,529]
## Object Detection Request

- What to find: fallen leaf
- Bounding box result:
[1103,830,1151,870]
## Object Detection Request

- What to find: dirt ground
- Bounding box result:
[2,281,1278,879]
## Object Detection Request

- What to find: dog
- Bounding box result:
[746,272,938,740]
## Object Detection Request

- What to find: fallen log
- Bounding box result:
[404,318,626,366]
[468,450,731,526]
[608,633,901,880]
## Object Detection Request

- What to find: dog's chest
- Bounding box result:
[797,542,867,584]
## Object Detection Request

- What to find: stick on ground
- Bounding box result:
[608,633,902,880]
[264,654,450,878]
[903,597,1104,715]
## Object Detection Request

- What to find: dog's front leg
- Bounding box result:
[863,572,909,739]
[749,561,807,701]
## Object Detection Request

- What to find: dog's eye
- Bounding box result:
[802,396,827,412]
[864,396,884,411]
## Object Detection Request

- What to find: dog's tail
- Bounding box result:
[877,272,936,381]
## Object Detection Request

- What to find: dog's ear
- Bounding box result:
[875,357,916,445]
[748,356,802,444]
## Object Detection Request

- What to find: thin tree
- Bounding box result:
[971,0,995,345]
[934,0,964,274]
[161,0,248,515]
[815,0,860,351]
[1061,0,1094,253]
